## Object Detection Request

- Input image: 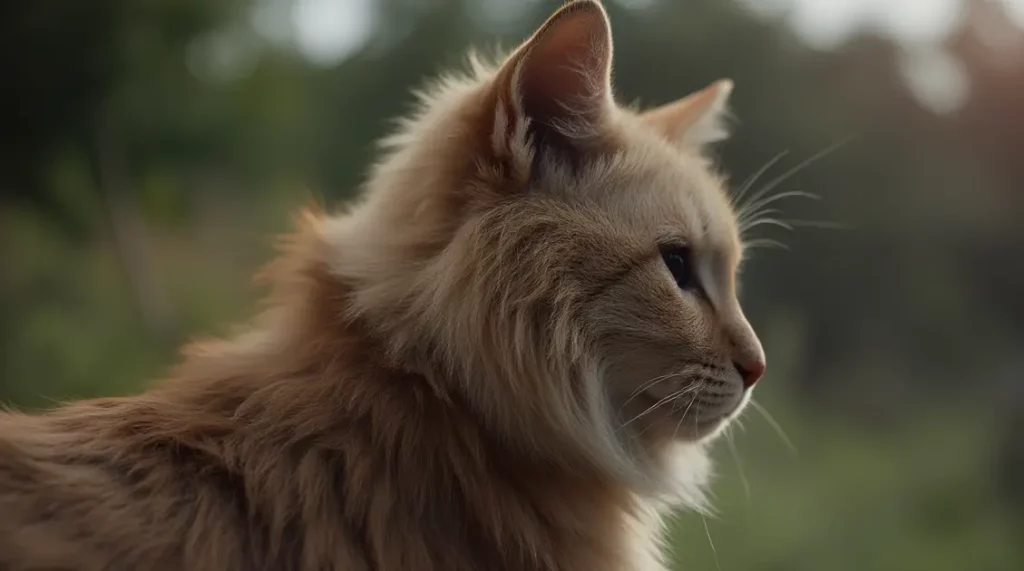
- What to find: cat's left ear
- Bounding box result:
[641,79,733,149]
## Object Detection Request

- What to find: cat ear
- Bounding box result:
[641,79,734,149]
[488,0,613,164]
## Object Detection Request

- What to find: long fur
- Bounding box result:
[0,2,765,570]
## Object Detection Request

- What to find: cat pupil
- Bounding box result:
[661,246,693,290]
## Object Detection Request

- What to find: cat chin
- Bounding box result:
[595,387,749,500]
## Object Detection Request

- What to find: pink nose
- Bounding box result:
[735,358,766,388]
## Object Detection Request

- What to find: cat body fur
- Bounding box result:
[0,2,765,569]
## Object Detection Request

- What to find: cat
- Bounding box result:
[0,1,766,570]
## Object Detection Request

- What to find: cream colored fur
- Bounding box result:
[0,2,765,570]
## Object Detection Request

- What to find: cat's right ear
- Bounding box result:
[483,0,614,173]
[641,79,733,150]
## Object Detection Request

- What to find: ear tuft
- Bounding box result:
[642,79,735,150]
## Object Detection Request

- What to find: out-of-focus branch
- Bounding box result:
[94,110,179,350]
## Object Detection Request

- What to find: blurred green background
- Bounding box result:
[2,0,1023,569]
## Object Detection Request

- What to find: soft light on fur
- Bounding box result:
[0,2,766,570]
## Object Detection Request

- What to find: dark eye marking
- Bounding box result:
[659,244,699,292]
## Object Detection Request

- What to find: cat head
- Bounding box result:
[326,0,764,488]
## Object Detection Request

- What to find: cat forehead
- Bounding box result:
[564,132,742,259]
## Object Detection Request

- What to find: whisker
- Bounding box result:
[628,372,679,399]
[702,514,723,571]
[672,383,706,440]
[732,415,748,434]
[618,372,685,416]
[739,218,794,233]
[738,210,782,234]
[749,399,798,455]
[738,191,820,226]
[725,429,751,502]
[621,384,700,427]
[738,207,782,223]
[741,214,850,256]
[742,238,789,251]
[738,137,850,215]
[779,219,853,230]
[731,150,789,206]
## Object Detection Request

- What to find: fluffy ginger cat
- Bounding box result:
[0,1,766,570]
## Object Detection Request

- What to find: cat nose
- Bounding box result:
[734,357,766,388]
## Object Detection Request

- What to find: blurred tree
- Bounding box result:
[1,0,282,346]
[1,0,246,235]
[947,0,1024,516]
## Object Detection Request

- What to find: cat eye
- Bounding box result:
[659,245,697,291]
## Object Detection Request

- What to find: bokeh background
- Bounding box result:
[3,0,1023,569]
